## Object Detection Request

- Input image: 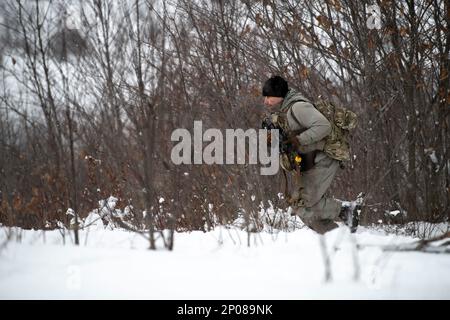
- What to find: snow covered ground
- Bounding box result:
[0,224,449,300]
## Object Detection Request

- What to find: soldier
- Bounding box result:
[262,76,359,234]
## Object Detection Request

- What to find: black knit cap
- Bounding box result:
[262,76,289,97]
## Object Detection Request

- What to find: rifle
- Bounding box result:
[261,115,316,172]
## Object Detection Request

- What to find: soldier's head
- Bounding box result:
[262,76,288,109]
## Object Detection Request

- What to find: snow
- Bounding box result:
[429,151,438,164]
[389,210,401,217]
[1,225,449,299]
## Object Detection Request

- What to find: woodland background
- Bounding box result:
[0,0,448,240]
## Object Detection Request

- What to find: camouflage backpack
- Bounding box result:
[312,98,357,162]
[283,95,357,163]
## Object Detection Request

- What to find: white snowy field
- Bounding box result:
[0,224,449,300]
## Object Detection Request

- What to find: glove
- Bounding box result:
[285,133,301,149]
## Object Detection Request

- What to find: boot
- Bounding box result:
[339,203,360,233]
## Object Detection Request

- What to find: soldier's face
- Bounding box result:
[264,96,284,109]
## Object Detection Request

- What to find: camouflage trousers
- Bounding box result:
[288,155,341,234]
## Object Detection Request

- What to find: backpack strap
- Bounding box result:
[289,106,302,128]
[287,101,307,135]
[286,97,311,126]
